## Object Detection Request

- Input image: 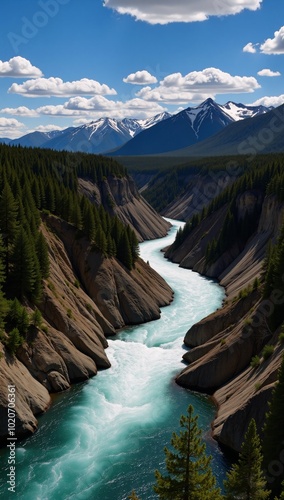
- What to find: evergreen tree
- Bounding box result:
[83,203,96,241]
[95,225,107,255]
[5,327,24,355]
[0,182,18,275]
[224,419,270,500]
[11,228,37,300]
[153,405,222,500]
[36,231,50,279]
[117,229,133,270]
[262,357,284,498]
[31,308,43,329]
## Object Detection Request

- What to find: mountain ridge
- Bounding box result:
[1,100,271,155]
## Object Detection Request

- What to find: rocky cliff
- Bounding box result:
[166,193,284,452]
[0,214,173,445]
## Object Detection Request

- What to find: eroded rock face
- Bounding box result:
[0,214,173,444]
[78,176,171,242]
[0,346,51,444]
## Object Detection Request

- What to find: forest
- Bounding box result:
[0,144,139,354]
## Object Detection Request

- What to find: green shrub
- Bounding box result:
[67,308,72,319]
[250,355,261,368]
[279,332,284,344]
[262,344,274,360]
[74,279,80,289]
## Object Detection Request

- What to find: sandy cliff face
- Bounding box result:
[0,215,173,443]
[167,194,284,452]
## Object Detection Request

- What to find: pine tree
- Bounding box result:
[5,328,24,355]
[11,228,37,300]
[262,357,284,499]
[0,239,7,331]
[95,225,107,255]
[117,229,133,270]
[83,204,95,241]
[0,182,18,275]
[31,308,43,329]
[153,405,222,500]
[36,231,50,279]
[224,419,270,500]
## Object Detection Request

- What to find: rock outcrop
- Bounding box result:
[78,176,170,241]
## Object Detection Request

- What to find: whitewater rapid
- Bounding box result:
[0,218,228,500]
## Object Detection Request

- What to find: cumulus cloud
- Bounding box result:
[257,69,281,77]
[8,77,117,97]
[0,117,25,138]
[250,95,284,108]
[0,106,39,117]
[135,67,260,103]
[243,42,258,53]
[64,95,166,118]
[32,124,65,133]
[103,0,262,24]
[0,56,43,78]
[260,26,284,54]
[37,105,85,116]
[123,70,157,85]
[37,96,166,119]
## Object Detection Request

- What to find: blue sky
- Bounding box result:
[0,0,284,137]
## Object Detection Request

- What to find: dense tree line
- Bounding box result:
[0,144,139,352]
[130,357,284,499]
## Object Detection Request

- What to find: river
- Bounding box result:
[0,218,229,499]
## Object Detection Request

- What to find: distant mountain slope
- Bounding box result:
[9,130,64,148]
[111,99,271,156]
[164,104,284,158]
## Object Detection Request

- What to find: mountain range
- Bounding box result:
[0,99,275,156]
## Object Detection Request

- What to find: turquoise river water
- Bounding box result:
[0,218,229,499]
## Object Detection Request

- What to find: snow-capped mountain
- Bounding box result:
[112,98,234,156]
[112,99,272,156]
[221,101,272,121]
[4,112,171,154]
[0,101,271,156]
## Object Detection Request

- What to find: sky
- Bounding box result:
[0,0,284,138]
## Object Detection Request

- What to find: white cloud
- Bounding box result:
[135,67,260,103]
[37,105,85,116]
[8,77,117,97]
[257,69,281,77]
[0,106,39,117]
[123,70,157,85]
[0,117,25,138]
[251,95,284,107]
[260,26,284,54]
[104,0,262,24]
[63,95,167,119]
[243,42,258,53]
[0,56,43,78]
[31,124,65,133]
